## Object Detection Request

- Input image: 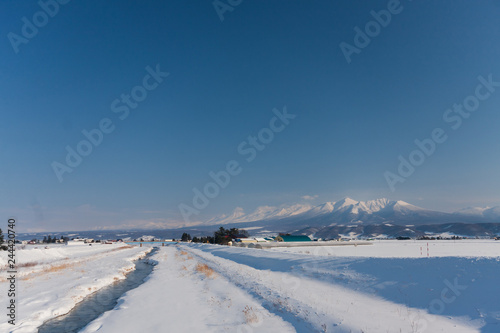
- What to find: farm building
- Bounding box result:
[275,235,311,242]
[237,238,257,244]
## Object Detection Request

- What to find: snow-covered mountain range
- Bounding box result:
[205,203,313,225]
[453,206,500,220]
[19,198,499,240]
[207,197,500,228]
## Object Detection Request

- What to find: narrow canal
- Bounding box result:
[38,247,159,333]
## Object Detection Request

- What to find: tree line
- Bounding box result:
[42,235,69,243]
[181,227,249,245]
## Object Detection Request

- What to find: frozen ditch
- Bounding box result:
[37,247,159,333]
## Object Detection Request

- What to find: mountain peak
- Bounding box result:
[311,202,336,213]
[334,197,358,209]
[339,197,358,204]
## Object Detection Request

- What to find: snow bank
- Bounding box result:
[0,244,149,333]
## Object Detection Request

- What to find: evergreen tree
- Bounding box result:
[181,233,192,242]
[213,226,248,244]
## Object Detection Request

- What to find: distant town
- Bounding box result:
[5,226,498,250]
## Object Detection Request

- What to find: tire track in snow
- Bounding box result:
[181,245,480,333]
[183,245,355,332]
[181,245,319,332]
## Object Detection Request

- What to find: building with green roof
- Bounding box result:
[275,235,311,242]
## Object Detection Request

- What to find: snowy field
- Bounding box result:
[269,239,500,258]
[1,240,499,332]
[0,243,150,333]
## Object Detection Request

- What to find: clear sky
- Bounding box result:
[1,0,500,232]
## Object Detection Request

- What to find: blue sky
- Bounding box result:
[1,0,500,231]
